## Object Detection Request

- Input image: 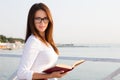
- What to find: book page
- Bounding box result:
[72,60,85,68]
[56,64,72,69]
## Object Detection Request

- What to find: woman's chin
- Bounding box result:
[39,30,46,33]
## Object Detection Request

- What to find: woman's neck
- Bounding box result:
[40,32,45,39]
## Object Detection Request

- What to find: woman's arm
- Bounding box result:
[17,48,40,80]
[17,38,43,80]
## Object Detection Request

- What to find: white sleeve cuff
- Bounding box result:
[26,71,34,80]
[17,70,34,80]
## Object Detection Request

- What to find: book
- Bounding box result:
[43,60,85,74]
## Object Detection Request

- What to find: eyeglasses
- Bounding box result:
[34,17,49,23]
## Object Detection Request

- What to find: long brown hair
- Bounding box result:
[25,3,59,54]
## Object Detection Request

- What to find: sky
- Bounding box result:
[0,0,120,44]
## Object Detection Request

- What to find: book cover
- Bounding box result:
[43,60,85,74]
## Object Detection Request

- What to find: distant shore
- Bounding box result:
[56,43,120,48]
[0,43,120,50]
[0,42,24,50]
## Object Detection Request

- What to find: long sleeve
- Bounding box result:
[17,36,43,80]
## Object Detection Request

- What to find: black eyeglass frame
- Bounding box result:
[34,17,49,23]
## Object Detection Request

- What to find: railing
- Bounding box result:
[103,68,120,80]
[9,71,17,80]
[3,55,119,80]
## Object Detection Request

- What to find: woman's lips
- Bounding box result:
[39,26,44,28]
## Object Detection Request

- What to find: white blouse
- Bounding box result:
[17,35,58,80]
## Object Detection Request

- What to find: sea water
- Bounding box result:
[0,46,120,80]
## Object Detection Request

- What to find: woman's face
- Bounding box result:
[34,9,49,34]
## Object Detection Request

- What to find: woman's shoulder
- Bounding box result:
[26,35,38,43]
[25,35,43,49]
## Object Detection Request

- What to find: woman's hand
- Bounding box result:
[49,71,68,78]
[32,71,68,79]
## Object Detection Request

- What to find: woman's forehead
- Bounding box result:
[34,9,47,18]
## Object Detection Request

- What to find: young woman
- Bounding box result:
[17,3,67,80]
